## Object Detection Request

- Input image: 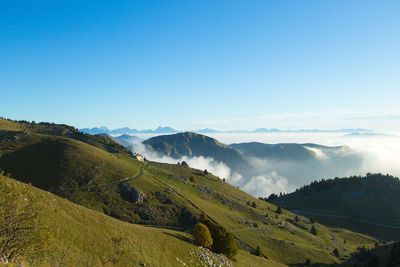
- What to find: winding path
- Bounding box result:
[49,165,144,192]
[328,233,350,253]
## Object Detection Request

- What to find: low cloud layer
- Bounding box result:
[126,132,400,197]
[131,143,231,180]
[228,172,291,198]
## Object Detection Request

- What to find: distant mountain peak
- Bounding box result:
[80,126,177,135]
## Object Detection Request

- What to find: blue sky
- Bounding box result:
[1,0,399,131]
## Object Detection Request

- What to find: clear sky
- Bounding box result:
[1,0,400,131]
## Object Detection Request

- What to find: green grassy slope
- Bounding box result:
[271,174,400,240]
[0,119,378,266]
[138,162,376,265]
[0,118,132,154]
[1,174,278,267]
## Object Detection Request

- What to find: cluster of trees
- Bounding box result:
[353,246,379,267]
[259,192,287,202]
[386,242,400,266]
[193,214,238,259]
[293,173,399,196]
[351,242,400,266]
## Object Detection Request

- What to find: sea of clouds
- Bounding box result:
[127,132,400,197]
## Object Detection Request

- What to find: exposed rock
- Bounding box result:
[162,198,175,204]
[118,183,147,203]
[190,247,234,267]
[164,187,173,194]
[198,186,213,194]
[155,191,166,198]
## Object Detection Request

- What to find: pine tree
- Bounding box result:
[333,248,340,257]
[181,161,189,167]
[276,205,282,214]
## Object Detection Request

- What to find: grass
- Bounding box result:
[0,174,280,266]
[0,118,380,266]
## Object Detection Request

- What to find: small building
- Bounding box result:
[132,153,145,162]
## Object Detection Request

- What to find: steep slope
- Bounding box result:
[143,132,256,176]
[270,174,400,240]
[0,119,378,266]
[0,174,275,267]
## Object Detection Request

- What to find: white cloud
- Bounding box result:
[131,143,231,180]
[128,133,400,197]
[304,146,329,161]
[241,173,291,198]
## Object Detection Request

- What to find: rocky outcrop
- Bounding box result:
[118,183,147,203]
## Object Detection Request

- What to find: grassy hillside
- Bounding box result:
[0,119,379,266]
[0,118,132,154]
[0,174,277,267]
[270,173,400,240]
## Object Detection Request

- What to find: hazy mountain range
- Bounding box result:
[81,126,372,135]
[114,132,364,197]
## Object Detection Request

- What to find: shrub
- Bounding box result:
[199,214,238,259]
[210,225,237,259]
[254,245,261,256]
[311,225,317,235]
[199,213,210,223]
[0,176,52,264]
[193,223,213,248]
[251,201,257,208]
[190,175,197,184]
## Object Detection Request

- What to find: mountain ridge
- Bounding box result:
[0,118,378,266]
